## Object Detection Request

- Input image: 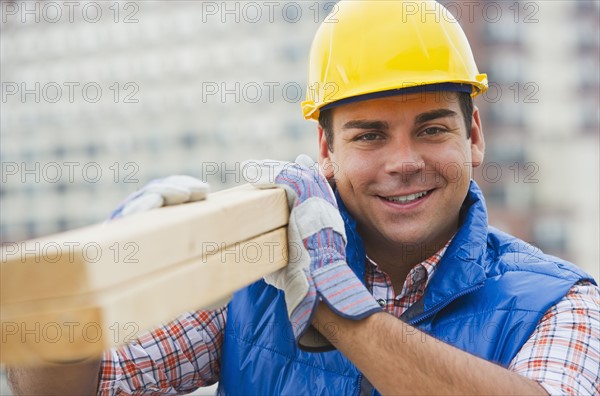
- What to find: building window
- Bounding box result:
[577,55,600,92]
[533,216,568,253]
[576,17,600,51]
[489,100,524,127]
[487,136,526,165]
[578,99,600,130]
[487,56,524,84]
[484,11,522,45]
[180,131,199,148]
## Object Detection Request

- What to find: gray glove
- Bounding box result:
[109,175,209,219]
[243,155,381,350]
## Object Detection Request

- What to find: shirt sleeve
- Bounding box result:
[97,307,227,395]
[509,280,600,396]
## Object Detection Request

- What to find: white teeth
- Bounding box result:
[384,190,428,203]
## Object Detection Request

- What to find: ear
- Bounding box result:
[470,106,485,168]
[317,125,335,179]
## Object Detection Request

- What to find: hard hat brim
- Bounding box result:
[319,83,474,113]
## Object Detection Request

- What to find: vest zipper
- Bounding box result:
[355,373,363,396]
[408,283,484,326]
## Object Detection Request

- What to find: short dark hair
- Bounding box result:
[319,92,474,151]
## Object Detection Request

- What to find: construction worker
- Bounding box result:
[8,1,599,395]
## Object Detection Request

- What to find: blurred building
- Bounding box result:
[450,0,599,280]
[1,0,598,285]
[1,0,323,241]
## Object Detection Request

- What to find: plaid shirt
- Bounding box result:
[99,245,600,395]
[364,245,600,396]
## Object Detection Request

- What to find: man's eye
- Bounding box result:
[421,127,446,136]
[356,133,381,141]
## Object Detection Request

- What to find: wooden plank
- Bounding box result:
[1,185,288,304]
[1,228,287,365]
[0,185,290,365]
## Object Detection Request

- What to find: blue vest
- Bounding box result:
[218,181,593,395]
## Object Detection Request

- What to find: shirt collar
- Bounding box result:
[365,237,454,292]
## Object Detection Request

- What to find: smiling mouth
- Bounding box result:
[381,190,432,204]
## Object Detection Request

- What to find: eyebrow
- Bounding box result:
[415,109,458,124]
[341,109,459,131]
[341,120,390,131]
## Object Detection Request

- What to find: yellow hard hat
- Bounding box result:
[301,0,488,121]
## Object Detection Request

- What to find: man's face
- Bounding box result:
[318,92,485,259]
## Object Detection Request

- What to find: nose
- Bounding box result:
[382,135,425,178]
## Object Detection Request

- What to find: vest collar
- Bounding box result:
[336,190,369,284]
[422,180,488,312]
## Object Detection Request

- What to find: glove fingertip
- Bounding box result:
[294,154,316,169]
[120,193,165,217]
[188,190,209,201]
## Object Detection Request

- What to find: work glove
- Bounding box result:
[243,154,381,350]
[109,175,210,220]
